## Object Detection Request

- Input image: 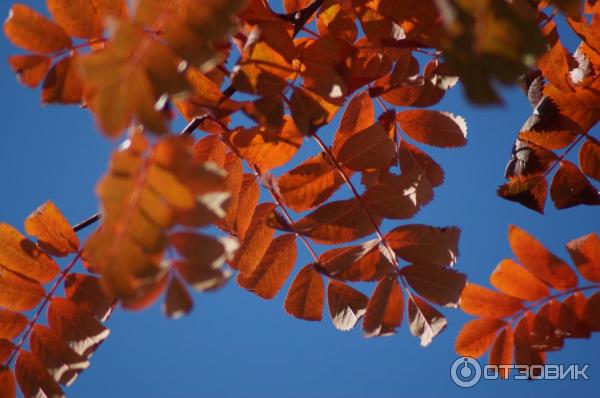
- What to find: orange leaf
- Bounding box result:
[566,233,600,282]
[277,152,347,212]
[0,366,15,398]
[584,292,600,331]
[518,130,578,150]
[0,268,45,311]
[293,199,379,244]
[4,4,71,53]
[230,203,276,274]
[24,201,79,257]
[65,274,113,321]
[385,224,460,266]
[284,265,324,321]
[396,110,467,148]
[237,234,297,299]
[46,0,104,39]
[29,325,89,386]
[455,318,506,358]
[217,153,244,234]
[459,283,523,318]
[8,55,51,88]
[174,260,231,293]
[327,280,368,331]
[407,294,447,347]
[332,90,374,153]
[15,350,64,398]
[318,239,395,282]
[550,160,600,209]
[363,276,403,337]
[0,341,15,363]
[401,265,466,307]
[497,175,547,214]
[163,276,193,320]
[579,139,600,182]
[41,55,84,104]
[530,301,565,351]
[227,119,302,171]
[488,325,514,378]
[232,175,261,241]
[508,225,578,290]
[47,298,110,358]
[0,310,29,340]
[399,141,444,187]
[336,123,396,171]
[193,135,227,167]
[363,173,433,219]
[561,292,592,337]
[489,259,550,301]
[0,223,60,284]
[545,82,600,133]
[290,87,331,135]
[538,40,573,93]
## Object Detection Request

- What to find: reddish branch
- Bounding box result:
[4,251,83,367]
[310,133,401,271]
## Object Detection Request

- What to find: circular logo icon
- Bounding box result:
[450,357,482,388]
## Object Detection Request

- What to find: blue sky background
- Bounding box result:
[1,1,599,397]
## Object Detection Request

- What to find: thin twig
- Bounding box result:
[5,251,83,367]
[310,133,401,270]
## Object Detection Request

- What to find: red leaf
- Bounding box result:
[163,276,193,320]
[579,139,600,182]
[455,318,506,358]
[508,225,578,290]
[237,234,297,299]
[489,259,550,301]
[459,283,523,318]
[396,110,467,148]
[566,233,600,282]
[363,276,403,337]
[284,265,325,321]
[550,160,600,209]
[488,325,514,378]
[407,294,447,347]
[401,264,466,307]
[327,280,368,331]
[16,350,64,398]
[497,175,547,214]
[385,224,460,266]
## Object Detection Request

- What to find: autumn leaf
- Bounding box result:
[459,283,523,319]
[284,265,324,321]
[385,225,460,266]
[497,175,547,214]
[579,139,600,182]
[24,201,79,257]
[237,234,297,299]
[401,264,467,308]
[489,259,550,301]
[455,318,507,358]
[508,225,578,290]
[327,280,368,331]
[550,160,600,209]
[566,233,600,283]
[396,110,467,148]
[4,4,71,53]
[407,294,447,347]
[363,276,404,337]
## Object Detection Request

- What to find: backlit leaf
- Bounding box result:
[455,318,506,358]
[327,280,368,331]
[4,4,71,53]
[363,276,403,337]
[163,276,193,320]
[16,350,64,398]
[237,234,297,299]
[407,294,447,347]
[284,265,324,321]
[489,259,550,301]
[24,201,79,257]
[550,160,600,209]
[293,199,379,244]
[396,110,467,148]
[401,264,467,308]
[488,326,514,379]
[385,225,460,266]
[0,268,45,312]
[508,225,578,290]
[566,233,600,282]
[0,223,60,284]
[0,309,29,340]
[459,283,523,319]
[579,139,600,182]
[497,175,547,214]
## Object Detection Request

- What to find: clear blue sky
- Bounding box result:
[1,1,599,397]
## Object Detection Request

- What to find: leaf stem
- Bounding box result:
[4,250,83,367]
[310,133,400,271]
